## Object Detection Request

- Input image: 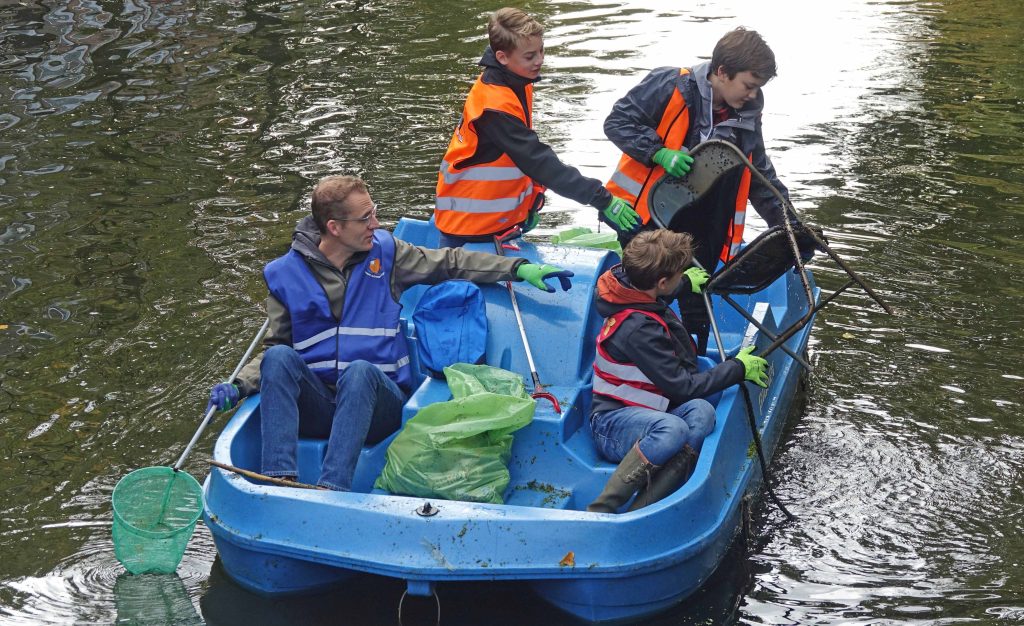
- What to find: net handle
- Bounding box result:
[174,318,270,471]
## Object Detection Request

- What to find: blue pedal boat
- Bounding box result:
[202,217,820,623]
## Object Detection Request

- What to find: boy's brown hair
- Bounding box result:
[711,27,777,80]
[622,230,695,290]
[311,175,368,233]
[488,7,544,54]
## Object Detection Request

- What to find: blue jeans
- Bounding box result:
[259,345,407,491]
[590,400,716,466]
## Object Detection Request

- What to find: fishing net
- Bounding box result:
[112,466,203,575]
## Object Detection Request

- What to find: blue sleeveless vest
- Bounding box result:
[263,231,412,391]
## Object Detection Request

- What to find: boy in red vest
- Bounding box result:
[588,229,768,513]
[435,7,639,247]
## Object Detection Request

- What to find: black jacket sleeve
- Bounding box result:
[603,67,681,165]
[474,111,612,210]
[606,313,745,404]
[746,114,792,227]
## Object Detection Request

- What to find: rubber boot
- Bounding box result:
[587,443,657,513]
[627,445,697,511]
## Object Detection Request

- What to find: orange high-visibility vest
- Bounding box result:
[606,68,751,262]
[435,76,545,237]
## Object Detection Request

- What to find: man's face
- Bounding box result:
[495,35,544,80]
[712,68,768,110]
[327,190,379,254]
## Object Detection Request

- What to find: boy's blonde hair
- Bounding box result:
[622,230,695,290]
[488,7,544,54]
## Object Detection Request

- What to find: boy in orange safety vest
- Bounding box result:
[435,7,639,247]
[603,27,816,352]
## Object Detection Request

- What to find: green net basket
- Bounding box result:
[112,466,203,575]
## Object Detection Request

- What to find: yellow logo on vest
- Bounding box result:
[365,257,384,278]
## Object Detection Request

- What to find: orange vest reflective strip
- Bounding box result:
[592,310,672,412]
[721,165,751,262]
[435,76,544,236]
[606,69,691,224]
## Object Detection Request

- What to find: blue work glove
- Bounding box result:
[207,383,240,412]
[601,197,640,233]
[522,209,540,234]
[516,263,574,292]
[734,346,769,388]
[683,267,709,294]
[652,148,694,178]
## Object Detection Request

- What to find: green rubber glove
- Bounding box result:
[683,267,709,294]
[522,209,540,234]
[653,148,694,177]
[516,263,574,292]
[735,346,769,388]
[601,197,640,233]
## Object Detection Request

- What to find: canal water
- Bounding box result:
[1,0,1022,623]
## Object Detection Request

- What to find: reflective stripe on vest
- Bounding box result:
[592,309,672,412]
[435,75,544,236]
[263,231,412,390]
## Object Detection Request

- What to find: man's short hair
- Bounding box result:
[311,175,368,233]
[488,7,544,54]
[622,230,695,290]
[711,27,777,81]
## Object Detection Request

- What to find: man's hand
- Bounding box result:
[735,346,769,388]
[516,263,574,292]
[207,383,240,412]
[683,267,709,294]
[653,148,694,177]
[601,197,640,233]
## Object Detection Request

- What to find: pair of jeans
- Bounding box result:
[259,345,407,491]
[590,399,716,466]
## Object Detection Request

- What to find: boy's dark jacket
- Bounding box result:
[591,264,745,415]
[463,47,612,211]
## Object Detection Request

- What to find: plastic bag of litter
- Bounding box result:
[374,364,534,504]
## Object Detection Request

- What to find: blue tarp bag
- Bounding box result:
[412,280,487,378]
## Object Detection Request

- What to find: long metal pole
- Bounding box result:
[174,318,270,471]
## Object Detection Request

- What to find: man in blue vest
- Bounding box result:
[206,175,573,491]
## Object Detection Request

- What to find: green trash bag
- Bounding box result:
[374,364,535,504]
[551,227,622,256]
[112,467,203,575]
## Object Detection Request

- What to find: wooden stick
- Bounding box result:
[209,460,324,490]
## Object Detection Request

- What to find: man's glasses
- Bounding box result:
[330,204,378,224]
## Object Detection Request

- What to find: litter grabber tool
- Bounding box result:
[111,318,269,574]
[692,257,796,522]
[648,139,894,356]
[493,226,561,413]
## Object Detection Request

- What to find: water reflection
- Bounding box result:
[1,0,1023,623]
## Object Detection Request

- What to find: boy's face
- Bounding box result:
[710,67,768,110]
[495,35,544,80]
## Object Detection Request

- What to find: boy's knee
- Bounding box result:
[688,399,717,439]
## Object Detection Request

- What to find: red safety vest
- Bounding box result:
[605,68,751,263]
[435,76,545,236]
[592,309,673,411]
